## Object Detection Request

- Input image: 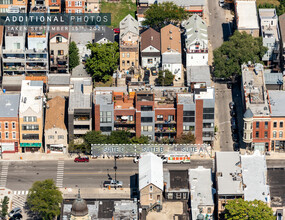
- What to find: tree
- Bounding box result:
[175,132,195,144]
[157,70,174,86]
[84,131,108,145]
[0,196,9,219]
[27,179,63,220]
[85,42,119,81]
[109,130,132,144]
[142,2,188,30]
[213,31,267,79]
[224,199,275,220]
[69,41,80,71]
[130,135,149,144]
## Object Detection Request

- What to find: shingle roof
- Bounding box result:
[45,96,67,131]
[0,94,20,118]
[161,24,181,54]
[244,108,253,118]
[94,26,114,43]
[139,152,163,191]
[140,28,160,52]
[119,14,139,39]
[49,32,69,40]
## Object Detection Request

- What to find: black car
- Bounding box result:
[227,83,232,89]
[144,76,150,85]
[9,213,22,220]
[230,109,236,117]
[145,70,150,77]
[232,133,239,142]
[233,143,239,151]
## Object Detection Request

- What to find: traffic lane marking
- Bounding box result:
[64,171,136,175]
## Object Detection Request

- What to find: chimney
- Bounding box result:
[151,36,153,41]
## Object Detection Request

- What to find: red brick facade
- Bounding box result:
[0,117,20,153]
[94,104,100,131]
[195,100,203,144]
[65,0,85,13]
[176,104,183,137]
[136,112,141,137]
[252,118,271,150]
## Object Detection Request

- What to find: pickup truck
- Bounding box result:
[103,180,123,188]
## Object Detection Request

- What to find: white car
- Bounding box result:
[219,0,224,7]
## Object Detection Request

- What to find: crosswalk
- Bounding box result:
[12,191,28,209]
[0,162,9,187]
[56,160,64,188]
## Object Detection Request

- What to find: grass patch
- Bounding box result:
[94,78,113,87]
[100,0,137,28]
[257,0,280,6]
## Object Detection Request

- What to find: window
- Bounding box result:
[141,126,152,132]
[149,185,153,192]
[274,121,277,128]
[141,106,152,111]
[256,131,259,138]
[52,0,57,2]
[127,60,130,66]
[203,132,214,137]
[149,193,153,200]
[157,115,163,121]
[203,108,214,119]
[256,122,260,128]
[23,117,37,122]
[280,131,283,138]
[100,127,112,132]
[265,122,268,129]
[141,117,153,123]
[176,193,181,199]
[122,53,125,58]
[0,0,13,4]
[13,43,20,50]
[127,53,130,58]
[280,121,284,128]
[207,208,212,214]
[22,134,39,140]
[203,123,214,128]
[183,125,194,131]
[12,122,16,129]
[56,37,62,43]
[5,122,8,129]
[22,125,39,131]
[51,50,54,55]
[58,135,64,139]
[122,61,125,66]
[48,135,54,139]
[68,1,71,6]
[100,111,112,123]
[273,131,277,138]
[147,59,153,64]
[168,115,174,121]
[58,50,64,55]
[5,132,8,139]
[0,123,1,129]
[183,111,195,122]
[12,132,16,139]
[264,131,268,138]
[0,132,1,139]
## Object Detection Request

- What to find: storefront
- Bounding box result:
[47,144,66,153]
[0,142,17,153]
[20,143,41,152]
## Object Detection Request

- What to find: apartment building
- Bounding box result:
[140,28,161,69]
[50,32,69,74]
[68,78,92,142]
[0,0,27,13]
[94,86,215,144]
[183,14,208,67]
[30,0,49,12]
[0,94,20,153]
[242,63,271,151]
[45,96,68,153]
[216,152,244,218]
[19,80,44,152]
[189,167,214,220]
[235,0,260,37]
[161,24,182,81]
[65,0,86,13]
[119,14,139,72]
[48,0,61,13]
[279,13,285,71]
[259,9,280,69]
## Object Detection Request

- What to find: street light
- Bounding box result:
[114,156,117,189]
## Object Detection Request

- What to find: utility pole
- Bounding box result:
[114,156,117,189]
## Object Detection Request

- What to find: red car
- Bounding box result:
[74,156,89,163]
[113,28,120,34]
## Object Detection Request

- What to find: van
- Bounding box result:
[164,154,190,164]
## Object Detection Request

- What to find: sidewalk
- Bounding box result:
[1,152,74,161]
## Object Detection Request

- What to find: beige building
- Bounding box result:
[86,0,100,12]
[45,96,68,153]
[19,80,44,153]
[119,14,140,72]
[139,153,163,210]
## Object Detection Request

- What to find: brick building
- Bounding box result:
[48,0,61,13]
[94,85,215,144]
[0,94,20,153]
[65,0,86,13]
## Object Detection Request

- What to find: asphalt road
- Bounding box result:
[4,159,213,191]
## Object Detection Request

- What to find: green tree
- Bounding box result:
[84,131,108,145]
[85,42,119,81]
[224,199,275,220]
[1,196,9,219]
[130,135,149,144]
[213,31,267,79]
[142,2,188,30]
[175,132,195,144]
[157,70,174,86]
[69,41,80,71]
[109,130,132,144]
[27,179,63,220]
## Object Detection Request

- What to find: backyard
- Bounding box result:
[256,0,280,6]
[100,0,137,28]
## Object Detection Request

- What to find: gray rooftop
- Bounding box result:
[162,53,181,64]
[69,79,92,110]
[241,151,270,202]
[95,92,113,105]
[48,74,71,85]
[244,108,254,118]
[120,14,139,39]
[0,94,20,118]
[216,152,244,195]
[187,66,211,87]
[269,90,285,117]
[177,93,194,104]
[94,26,114,43]
[264,71,283,85]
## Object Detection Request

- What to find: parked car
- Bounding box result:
[103,179,123,188]
[9,208,22,217]
[144,75,150,84]
[229,101,235,109]
[232,133,239,142]
[230,108,236,117]
[113,28,120,34]
[145,70,150,77]
[74,156,89,163]
[219,0,224,7]
[233,143,239,151]
[227,82,232,89]
[133,156,141,163]
[231,118,237,130]
[9,213,22,220]
[150,67,158,76]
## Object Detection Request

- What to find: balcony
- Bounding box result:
[74,129,90,135]
[114,120,135,125]
[155,120,176,124]
[187,49,208,53]
[114,127,136,133]
[26,65,48,71]
[74,117,91,125]
[3,66,25,71]
[155,128,176,133]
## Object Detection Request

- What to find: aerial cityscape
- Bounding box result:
[0,0,284,219]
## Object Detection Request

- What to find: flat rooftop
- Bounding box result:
[241,151,270,202]
[269,90,285,117]
[216,152,244,195]
[259,9,279,41]
[268,168,285,207]
[69,79,92,110]
[187,66,211,87]
[164,170,189,192]
[236,1,259,30]
[0,94,20,118]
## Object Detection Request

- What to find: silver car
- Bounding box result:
[9,207,22,217]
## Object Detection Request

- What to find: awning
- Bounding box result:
[121,116,129,120]
[186,9,203,12]
[20,143,41,147]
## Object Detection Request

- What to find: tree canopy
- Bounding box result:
[142,2,188,30]
[157,70,174,86]
[175,132,196,144]
[27,179,63,220]
[85,42,119,81]
[224,199,275,220]
[1,196,9,219]
[69,41,80,71]
[213,31,267,79]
